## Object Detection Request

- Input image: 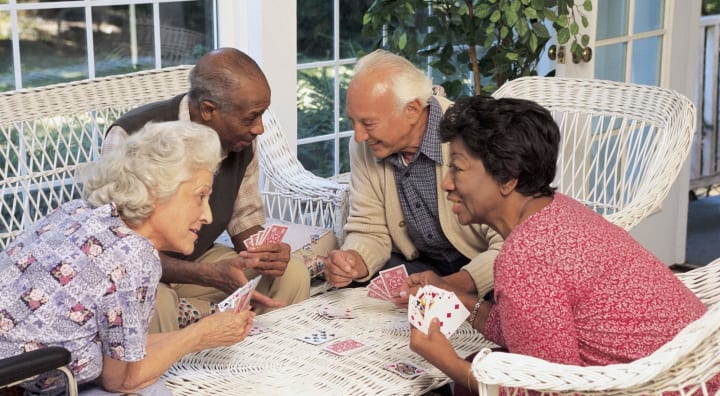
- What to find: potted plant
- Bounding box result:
[362,0,592,97]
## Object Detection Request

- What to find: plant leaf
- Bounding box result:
[557,27,570,44]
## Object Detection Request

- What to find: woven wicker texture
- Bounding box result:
[492,77,696,231]
[472,258,720,396]
[0,66,193,249]
[257,110,350,243]
[163,287,496,395]
[0,66,345,249]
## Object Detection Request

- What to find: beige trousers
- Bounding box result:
[149,244,310,333]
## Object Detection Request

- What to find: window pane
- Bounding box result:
[298,140,335,177]
[298,0,333,63]
[339,136,351,174]
[595,43,626,82]
[339,0,374,59]
[630,36,662,86]
[159,1,213,67]
[634,0,663,33]
[298,66,334,139]
[19,8,88,88]
[93,5,155,77]
[338,63,353,131]
[0,11,12,92]
[597,0,628,40]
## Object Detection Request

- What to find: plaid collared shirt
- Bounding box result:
[389,97,462,263]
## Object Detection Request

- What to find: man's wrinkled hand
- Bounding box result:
[324,249,367,288]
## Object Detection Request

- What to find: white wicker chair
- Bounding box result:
[492,77,696,231]
[0,66,192,249]
[257,110,350,243]
[0,66,346,250]
[471,258,720,396]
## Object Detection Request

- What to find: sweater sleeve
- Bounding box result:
[461,224,503,296]
[341,139,393,280]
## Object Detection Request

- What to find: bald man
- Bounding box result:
[103,47,310,333]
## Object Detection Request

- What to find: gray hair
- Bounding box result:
[352,49,433,111]
[81,121,222,227]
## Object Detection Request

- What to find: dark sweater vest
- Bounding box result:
[108,94,253,261]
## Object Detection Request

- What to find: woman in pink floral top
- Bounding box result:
[0,121,257,394]
[407,95,715,394]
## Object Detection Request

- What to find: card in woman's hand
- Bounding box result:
[217,275,262,313]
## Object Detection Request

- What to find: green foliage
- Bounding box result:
[362,0,592,96]
[703,0,720,15]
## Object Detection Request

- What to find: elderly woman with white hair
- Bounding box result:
[0,121,255,395]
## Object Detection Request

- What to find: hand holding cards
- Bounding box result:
[243,224,289,249]
[367,264,408,301]
[408,285,469,338]
[217,275,262,313]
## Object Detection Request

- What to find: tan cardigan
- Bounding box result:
[341,96,503,296]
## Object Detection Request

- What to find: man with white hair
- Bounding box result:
[324,50,503,302]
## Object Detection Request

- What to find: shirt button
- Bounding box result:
[427,234,433,239]
[399,221,406,228]
[415,202,421,209]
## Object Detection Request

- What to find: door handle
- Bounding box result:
[549,45,592,64]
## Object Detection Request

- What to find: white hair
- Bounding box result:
[81,121,222,226]
[352,49,433,111]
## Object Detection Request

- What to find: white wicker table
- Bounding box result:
[163,287,495,395]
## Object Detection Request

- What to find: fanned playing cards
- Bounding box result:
[367,264,408,301]
[217,275,262,313]
[408,285,469,338]
[243,224,289,249]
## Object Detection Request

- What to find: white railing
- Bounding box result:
[693,15,720,189]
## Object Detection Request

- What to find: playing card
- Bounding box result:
[255,229,267,244]
[407,293,426,332]
[317,304,357,319]
[217,275,262,313]
[431,293,470,338]
[243,236,255,249]
[262,224,288,245]
[407,285,469,338]
[248,323,269,336]
[383,360,428,379]
[367,285,389,301]
[378,265,408,297]
[367,276,391,301]
[296,328,338,345]
[322,338,369,356]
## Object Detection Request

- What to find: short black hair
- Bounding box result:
[439,95,559,197]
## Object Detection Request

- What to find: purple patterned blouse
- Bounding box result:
[0,200,161,391]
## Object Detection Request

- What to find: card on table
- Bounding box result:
[407,284,469,338]
[317,304,357,319]
[248,323,269,336]
[367,264,408,301]
[322,338,369,356]
[216,275,262,313]
[296,328,338,345]
[383,360,428,379]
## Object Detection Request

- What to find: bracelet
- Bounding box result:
[467,299,484,325]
